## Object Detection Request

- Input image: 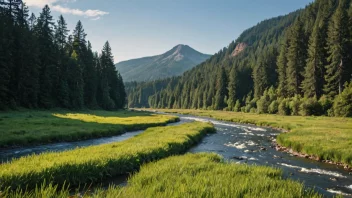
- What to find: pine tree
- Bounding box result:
[302,23,325,98]
[69,51,84,108]
[35,5,56,108]
[0,5,13,109]
[324,0,350,97]
[227,67,238,110]
[277,38,288,97]
[253,57,268,98]
[286,17,307,97]
[214,67,228,110]
[55,15,70,107]
[55,15,68,50]
[28,13,36,30]
[83,41,98,108]
[15,5,40,108]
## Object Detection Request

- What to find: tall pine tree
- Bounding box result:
[324,0,350,97]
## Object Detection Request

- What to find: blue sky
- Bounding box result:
[25,0,313,63]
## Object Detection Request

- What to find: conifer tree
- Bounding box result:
[214,67,228,110]
[324,0,350,97]
[302,23,325,98]
[227,67,238,110]
[35,5,56,108]
[277,38,288,97]
[286,17,307,96]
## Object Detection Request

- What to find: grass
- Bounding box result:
[1,153,322,198]
[150,109,352,167]
[0,122,215,190]
[0,110,179,147]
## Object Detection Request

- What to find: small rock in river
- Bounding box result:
[329,177,338,181]
[259,146,267,151]
[232,156,244,160]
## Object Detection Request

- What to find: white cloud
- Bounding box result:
[24,0,109,19]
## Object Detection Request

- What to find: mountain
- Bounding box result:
[127,0,352,117]
[115,44,211,82]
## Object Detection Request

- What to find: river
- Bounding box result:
[1,113,351,197]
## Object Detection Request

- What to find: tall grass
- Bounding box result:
[153,109,352,166]
[1,153,322,198]
[0,122,215,190]
[0,110,178,147]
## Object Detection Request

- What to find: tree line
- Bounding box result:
[127,0,352,117]
[0,1,126,110]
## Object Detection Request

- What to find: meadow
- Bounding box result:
[2,153,322,198]
[0,110,178,147]
[0,122,215,190]
[152,109,352,167]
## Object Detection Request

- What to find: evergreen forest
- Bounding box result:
[127,0,352,117]
[0,1,126,110]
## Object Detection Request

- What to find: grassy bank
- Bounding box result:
[151,109,352,167]
[0,110,178,147]
[2,153,321,198]
[0,122,215,190]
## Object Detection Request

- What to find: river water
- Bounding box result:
[1,113,351,197]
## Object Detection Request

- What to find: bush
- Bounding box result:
[289,95,301,116]
[318,95,333,115]
[234,100,241,112]
[333,82,352,117]
[299,97,323,116]
[278,98,290,115]
[250,107,257,113]
[268,100,279,114]
[256,94,270,114]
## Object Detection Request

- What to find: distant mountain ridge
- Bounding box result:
[115,44,211,82]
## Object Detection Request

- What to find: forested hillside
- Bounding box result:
[127,0,352,117]
[0,1,125,110]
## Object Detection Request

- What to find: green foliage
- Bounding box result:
[333,82,352,117]
[126,0,352,118]
[0,2,126,110]
[299,97,323,116]
[318,95,333,115]
[0,122,214,190]
[324,0,351,97]
[268,100,279,114]
[278,98,290,115]
[289,95,301,116]
[256,90,271,114]
[286,18,307,96]
[234,99,241,112]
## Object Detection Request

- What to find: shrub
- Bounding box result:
[299,97,322,116]
[268,100,279,114]
[289,95,301,116]
[278,98,290,115]
[333,82,352,117]
[234,100,241,112]
[256,92,271,114]
[318,95,333,115]
[250,107,257,113]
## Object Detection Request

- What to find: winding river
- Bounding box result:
[1,113,351,197]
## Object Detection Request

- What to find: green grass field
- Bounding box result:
[0,110,178,147]
[152,109,352,167]
[2,153,322,198]
[0,122,215,190]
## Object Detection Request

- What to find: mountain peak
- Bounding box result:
[116,45,211,82]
